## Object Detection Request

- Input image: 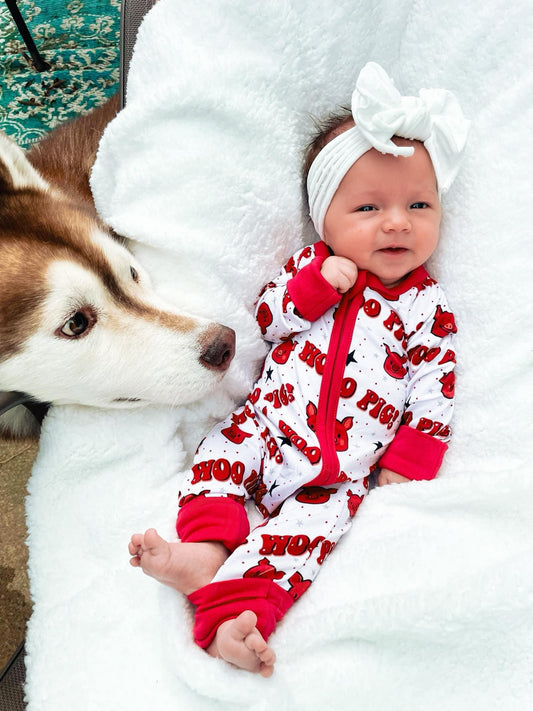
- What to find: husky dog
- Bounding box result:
[0,96,235,435]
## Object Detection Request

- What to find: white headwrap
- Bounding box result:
[307,62,470,238]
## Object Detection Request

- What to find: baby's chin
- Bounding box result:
[371,267,412,288]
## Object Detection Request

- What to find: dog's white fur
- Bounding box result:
[0,130,48,191]
[0,243,230,408]
[0,99,234,435]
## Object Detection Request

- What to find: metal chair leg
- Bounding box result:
[120,0,158,108]
[0,642,26,711]
[4,0,51,72]
[0,391,50,423]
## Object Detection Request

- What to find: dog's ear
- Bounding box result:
[0,131,49,194]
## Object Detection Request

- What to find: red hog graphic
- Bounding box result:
[284,256,297,276]
[244,469,261,495]
[253,481,269,516]
[346,489,364,517]
[287,571,312,601]
[221,420,253,444]
[440,370,455,399]
[296,486,338,505]
[431,305,457,338]
[296,246,313,265]
[384,344,408,379]
[272,339,297,365]
[305,402,319,432]
[244,557,284,581]
[306,402,353,452]
[256,302,273,335]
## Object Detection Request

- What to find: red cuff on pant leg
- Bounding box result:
[177,496,250,551]
[188,578,294,649]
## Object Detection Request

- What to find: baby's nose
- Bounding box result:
[383,208,411,231]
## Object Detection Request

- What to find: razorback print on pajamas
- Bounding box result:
[177,241,457,648]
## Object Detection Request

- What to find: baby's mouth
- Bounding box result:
[380,246,408,254]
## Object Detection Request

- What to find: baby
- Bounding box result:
[129,62,469,677]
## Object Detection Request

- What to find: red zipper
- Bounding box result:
[303,263,430,487]
[306,271,367,487]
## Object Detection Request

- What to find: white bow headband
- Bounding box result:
[307,62,470,238]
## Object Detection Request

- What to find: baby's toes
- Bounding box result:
[143,528,166,551]
[129,533,144,549]
[258,646,276,678]
[128,534,145,559]
[233,611,258,640]
[259,661,275,678]
[258,644,275,666]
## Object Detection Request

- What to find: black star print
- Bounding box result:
[269,481,280,495]
[278,436,292,447]
[373,441,383,452]
[265,367,273,381]
[346,350,357,366]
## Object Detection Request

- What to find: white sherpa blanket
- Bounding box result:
[25,1,533,709]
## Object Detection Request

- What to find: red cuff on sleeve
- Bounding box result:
[176,496,250,551]
[287,256,341,321]
[188,578,294,648]
[378,425,448,481]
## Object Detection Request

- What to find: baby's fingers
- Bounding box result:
[336,260,358,292]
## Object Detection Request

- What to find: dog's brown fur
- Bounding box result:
[27,93,120,209]
[0,95,125,361]
[0,93,235,435]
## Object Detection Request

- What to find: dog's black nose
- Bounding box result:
[200,325,235,371]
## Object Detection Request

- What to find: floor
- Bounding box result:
[0,435,38,673]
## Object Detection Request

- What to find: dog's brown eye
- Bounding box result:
[60,312,90,338]
[130,266,139,282]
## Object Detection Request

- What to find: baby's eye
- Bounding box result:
[410,202,429,209]
[356,205,375,212]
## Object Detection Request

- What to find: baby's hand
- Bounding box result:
[320,256,358,294]
[377,468,411,486]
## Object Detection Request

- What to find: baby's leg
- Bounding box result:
[207,611,276,677]
[128,528,228,596]
[210,478,368,600]
[196,477,369,669]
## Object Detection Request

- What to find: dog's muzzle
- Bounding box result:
[199,325,236,371]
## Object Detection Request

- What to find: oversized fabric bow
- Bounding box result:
[352,62,470,194]
[307,61,470,238]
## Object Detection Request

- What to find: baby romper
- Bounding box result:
[177,241,457,648]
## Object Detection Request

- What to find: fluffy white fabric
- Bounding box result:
[26,1,533,709]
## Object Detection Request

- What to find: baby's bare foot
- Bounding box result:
[207,610,275,677]
[128,528,228,595]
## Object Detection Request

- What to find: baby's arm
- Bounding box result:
[256,244,342,342]
[320,255,358,293]
[378,283,456,485]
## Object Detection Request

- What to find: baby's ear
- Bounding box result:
[0,131,49,194]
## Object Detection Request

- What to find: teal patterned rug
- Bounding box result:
[0,0,120,148]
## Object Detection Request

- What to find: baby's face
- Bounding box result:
[322,141,441,288]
